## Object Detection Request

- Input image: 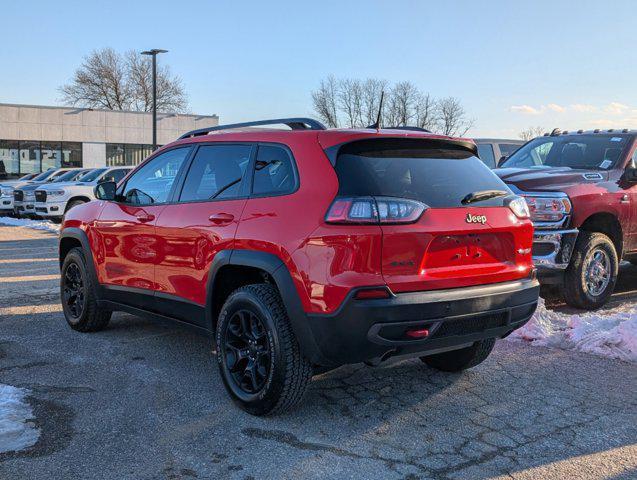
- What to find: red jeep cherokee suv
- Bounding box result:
[59,118,539,415]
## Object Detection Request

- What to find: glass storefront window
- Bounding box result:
[62,142,82,167]
[107,144,154,166]
[41,142,62,171]
[0,140,19,179]
[106,144,125,166]
[19,141,40,174]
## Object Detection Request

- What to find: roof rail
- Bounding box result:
[178,117,326,140]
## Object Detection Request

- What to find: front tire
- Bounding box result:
[216,284,313,416]
[61,247,111,332]
[563,232,618,310]
[420,338,496,372]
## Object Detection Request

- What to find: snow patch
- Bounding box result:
[509,297,637,362]
[0,384,40,453]
[0,216,59,233]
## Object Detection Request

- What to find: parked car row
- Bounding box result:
[0,166,131,223]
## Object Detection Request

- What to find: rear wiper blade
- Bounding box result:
[461,189,508,205]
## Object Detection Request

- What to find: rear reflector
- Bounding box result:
[354,287,391,300]
[405,328,430,339]
[325,196,427,224]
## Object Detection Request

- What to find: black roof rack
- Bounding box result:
[178,117,326,139]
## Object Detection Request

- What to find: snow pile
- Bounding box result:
[0,216,59,233]
[509,297,637,363]
[0,384,40,453]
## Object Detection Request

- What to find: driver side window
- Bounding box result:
[121,148,190,205]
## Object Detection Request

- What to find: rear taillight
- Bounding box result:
[325,196,427,224]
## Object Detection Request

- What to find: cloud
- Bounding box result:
[604,102,629,115]
[570,103,597,113]
[547,103,566,113]
[510,105,542,115]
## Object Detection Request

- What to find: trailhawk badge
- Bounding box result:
[466,213,487,224]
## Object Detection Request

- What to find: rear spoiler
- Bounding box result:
[322,136,479,166]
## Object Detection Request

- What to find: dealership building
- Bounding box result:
[0,103,219,179]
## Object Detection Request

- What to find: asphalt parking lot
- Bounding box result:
[0,225,636,480]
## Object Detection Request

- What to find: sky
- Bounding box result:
[1,0,636,138]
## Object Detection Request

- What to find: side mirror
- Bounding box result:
[94,181,117,201]
[624,166,637,183]
[497,155,509,167]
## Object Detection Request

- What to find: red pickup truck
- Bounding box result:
[497,129,637,309]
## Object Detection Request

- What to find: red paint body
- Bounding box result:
[64,128,534,315]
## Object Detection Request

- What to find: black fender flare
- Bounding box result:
[59,227,104,297]
[205,249,329,365]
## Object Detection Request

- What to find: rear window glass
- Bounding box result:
[335,139,511,208]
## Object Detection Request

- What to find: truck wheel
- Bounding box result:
[65,199,86,213]
[563,232,618,310]
[420,338,495,372]
[61,247,111,332]
[216,284,313,416]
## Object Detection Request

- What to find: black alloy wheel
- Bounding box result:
[63,262,85,319]
[223,309,272,395]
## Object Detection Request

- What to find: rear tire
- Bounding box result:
[563,232,618,310]
[420,338,496,372]
[216,284,313,416]
[61,247,111,332]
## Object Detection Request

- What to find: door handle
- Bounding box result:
[209,213,235,225]
[135,213,155,223]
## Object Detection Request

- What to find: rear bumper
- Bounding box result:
[302,278,539,366]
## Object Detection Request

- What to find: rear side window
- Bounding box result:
[252,145,296,196]
[335,139,511,208]
[498,143,521,157]
[180,145,251,202]
[476,144,495,168]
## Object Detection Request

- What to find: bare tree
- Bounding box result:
[338,79,364,128]
[60,48,188,113]
[361,78,388,126]
[311,76,340,128]
[414,93,437,130]
[126,51,187,113]
[311,77,474,135]
[60,48,129,110]
[519,126,546,141]
[436,97,474,136]
[387,81,419,126]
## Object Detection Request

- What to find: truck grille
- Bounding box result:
[14,190,23,202]
[429,312,508,339]
[35,190,47,203]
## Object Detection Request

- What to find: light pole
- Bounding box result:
[141,49,168,151]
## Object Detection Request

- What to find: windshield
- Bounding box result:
[78,168,107,182]
[336,139,511,208]
[19,173,36,181]
[31,169,57,182]
[501,134,630,170]
[53,169,86,183]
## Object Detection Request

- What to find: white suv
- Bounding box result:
[34,166,131,223]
